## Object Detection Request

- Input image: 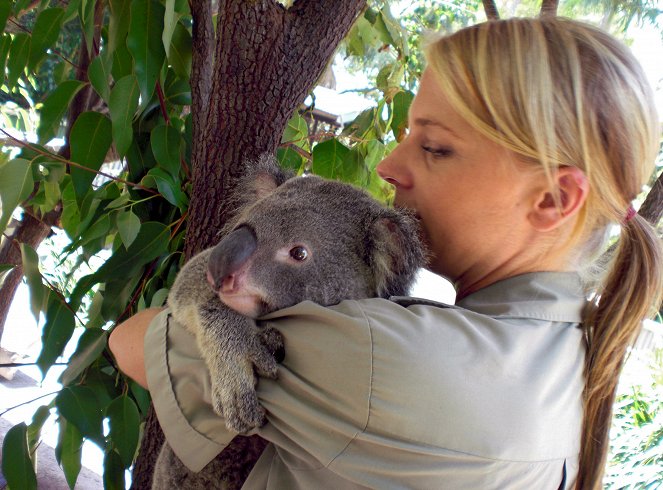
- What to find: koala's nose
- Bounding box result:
[208,226,257,288]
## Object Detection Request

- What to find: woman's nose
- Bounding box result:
[376,146,412,189]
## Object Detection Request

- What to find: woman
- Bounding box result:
[111,17,662,489]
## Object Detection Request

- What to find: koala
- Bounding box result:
[152,154,425,488]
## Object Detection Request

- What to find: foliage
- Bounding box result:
[605,347,663,488]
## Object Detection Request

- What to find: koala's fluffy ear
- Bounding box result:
[241,153,294,202]
[368,210,426,298]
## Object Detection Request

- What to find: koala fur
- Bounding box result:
[152,154,425,489]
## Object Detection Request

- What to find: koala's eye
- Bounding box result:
[289,246,309,261]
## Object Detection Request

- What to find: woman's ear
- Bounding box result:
[527,166,589,232]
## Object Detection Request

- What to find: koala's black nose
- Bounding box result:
[208,226,257,288]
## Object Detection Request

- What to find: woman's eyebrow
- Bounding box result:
[410,116,462,140]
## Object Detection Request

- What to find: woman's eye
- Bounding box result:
[289,246,309,261]
[422,145,453,158]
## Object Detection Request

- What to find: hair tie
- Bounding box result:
[625,205,637,222]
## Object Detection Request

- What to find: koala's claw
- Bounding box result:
[212,381,266,434]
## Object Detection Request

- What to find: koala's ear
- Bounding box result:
[242,153,294,201]
[368,210,426,298]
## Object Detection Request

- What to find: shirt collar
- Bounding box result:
[455,271,588,323]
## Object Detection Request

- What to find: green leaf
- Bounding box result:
[108,0,131,53]
[1,423,37,490]
[7,32,30,87]
[0,0,10,32]
[108,396,140,468]
[281,112,310,151]
[391,90,414,141]
[27,405,51,453]
[162,0,180,57]
[127,0,166,110]
[70,222,170,307]
[69,112,113,202]
[116,209,141,248]
[0,33,12,76]
[112,43,134,80]
[103,450,126,490]
[36,294,76,378]
[150,287,169,307]
[312,139,357,182]
[79,0,95,55]
[109,75,139,157]
[0,263,16,283]
[37,80,86,144]
[88,54,112,101]
[55,386,104,445]
[150,124,182,176]
[59,328,107,386]
[28,7,65,71]
[20,244,48,321]
[0,158,34,235]
[55,418,83,490]
[163,71,191,105]
[168,22,191,80]
[145,168,188,209]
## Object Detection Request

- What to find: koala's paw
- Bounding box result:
[211,367,266,434]
[259,325,285,364]
[246,327,282,379]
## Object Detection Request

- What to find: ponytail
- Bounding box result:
[578,215,663,489]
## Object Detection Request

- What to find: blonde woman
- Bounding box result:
[111,17,662,489]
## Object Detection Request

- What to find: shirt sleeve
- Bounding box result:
[144,309,235,471]
[144,300,375,472]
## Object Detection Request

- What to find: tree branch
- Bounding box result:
[482,0,500,20]
[540,0,559,18]
[639,171,663,229]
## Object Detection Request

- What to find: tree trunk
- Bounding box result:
[540,0,559,18]
[131,1,366,487]
[482,0,500,20]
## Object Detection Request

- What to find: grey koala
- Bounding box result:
[153,154,425,488]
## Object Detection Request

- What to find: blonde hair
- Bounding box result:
[425,17,662,488]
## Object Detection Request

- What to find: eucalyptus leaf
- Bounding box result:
[109,75,140,157]
[7,32,30,87]
[0,158,34,235]
[0,0,10,32]
[108,0,131,53]
[168,22,192,80]
[69,112,113,202]
[37,80,86,144]
[79,0,95,55]
[36,294,76,378]
[103,449,126,489]
[107,396,141,467]
[59,329,107,386]
[0,33,11,76]
[1,423,37,490]
[28,7,65,71]
[312,139,355,182]
[151,124,182,176]
[20,244,48,321]
[146,167,188,209]
[127,0,166,110]
[55,418,83,490]
[116,209,141,248]
[55,386,104,445]
[88,54,112,101]
[391,90,414,141]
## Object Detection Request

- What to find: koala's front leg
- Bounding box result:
[197,303,282,434]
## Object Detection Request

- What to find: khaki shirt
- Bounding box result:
[145,272,586,489]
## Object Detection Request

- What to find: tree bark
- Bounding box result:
[132,1,366,487]
[540,0,559,18]
[482,0,500,20]
[639,171,663,229]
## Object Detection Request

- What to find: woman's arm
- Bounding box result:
[108,308,163,389]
